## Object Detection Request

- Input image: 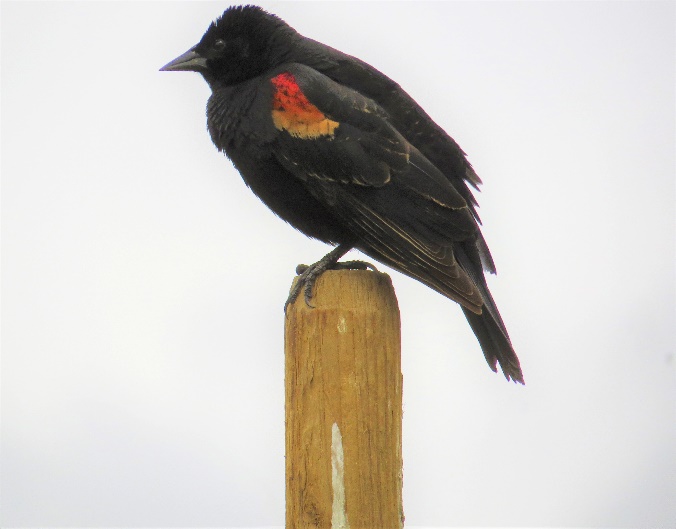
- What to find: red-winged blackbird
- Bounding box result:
[161,5,524,383]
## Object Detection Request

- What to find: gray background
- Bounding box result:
[2,1,675,527]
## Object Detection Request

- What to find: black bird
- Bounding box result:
[161,5,524,383]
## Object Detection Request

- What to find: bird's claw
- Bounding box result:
[332,260,379,272]
[296,260,377,275]
[285,258,378,313]
[285,261,326,312]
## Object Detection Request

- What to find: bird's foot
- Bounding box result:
[294,260,378,275]
[285,245,376,312]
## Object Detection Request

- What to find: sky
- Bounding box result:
[2,1,675,527]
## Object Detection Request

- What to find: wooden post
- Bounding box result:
[285,269,404,529]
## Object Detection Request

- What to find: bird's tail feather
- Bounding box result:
[462,305,524,384]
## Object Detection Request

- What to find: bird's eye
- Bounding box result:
[213,39,227,51]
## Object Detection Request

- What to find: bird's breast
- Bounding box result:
[207,82,276,152]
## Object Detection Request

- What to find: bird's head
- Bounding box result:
[160,5,297,87]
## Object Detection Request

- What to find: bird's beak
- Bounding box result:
[160,47,208,72]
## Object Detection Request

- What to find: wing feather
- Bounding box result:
[267,63,487,313]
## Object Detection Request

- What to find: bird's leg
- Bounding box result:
[285,244,378,311]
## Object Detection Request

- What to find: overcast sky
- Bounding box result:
[2,1,675,527]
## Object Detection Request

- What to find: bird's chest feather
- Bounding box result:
[207,81,276,153]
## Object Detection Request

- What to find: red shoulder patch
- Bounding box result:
[271,72,339,139]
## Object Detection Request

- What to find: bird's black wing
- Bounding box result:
[296,39,492,262]
[265,63,486,313]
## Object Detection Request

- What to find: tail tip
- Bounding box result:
[502,365,525,385]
